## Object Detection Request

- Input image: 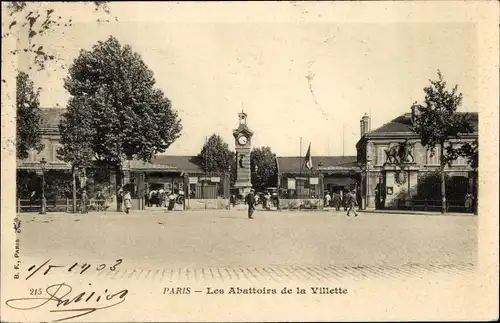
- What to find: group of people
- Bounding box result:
[76,189,118,214]
[117,188,133,214]
[144,188,179,211]
[244,188,358,219]
[324,190,358,216]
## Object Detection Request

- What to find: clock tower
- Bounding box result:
[233,111,253,196]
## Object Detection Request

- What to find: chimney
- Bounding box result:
[360,113,371,137]
[411,104,419,126]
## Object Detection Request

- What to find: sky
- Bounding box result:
[13,2,479,157]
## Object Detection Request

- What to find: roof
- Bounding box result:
[277,156,357,174]
[370,112,478,135]
[130,155,204,173]
[40,108,65,128]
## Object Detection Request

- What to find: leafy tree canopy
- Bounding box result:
[250,146,277,191]
[194,134,235,173]
[16,71,43,159]
[461,140,478,169]
[412,70,474,166]
[63,36,183,165]
[57,96,96,168]
[411,70,475,213]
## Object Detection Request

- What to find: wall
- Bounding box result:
[279,198,323,210]
[186,198,229,210]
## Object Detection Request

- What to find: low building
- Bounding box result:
[356,110,478,211]
[276,156,358,198]
[16,108,230,211]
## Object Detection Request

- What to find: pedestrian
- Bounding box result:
[341,190,348,211]
[272,191,279,210]
[264,191,271,210]
[95,190,105,211]
[324,191,331,208]
[144,186,150,208]
[167,191,176,211]
[123,190,132,214]
[81,190,89,214]
[158,188,165,207]
[346,190,358,217]
[246,188,256,219]
[464,193,474,213]
[332,191,341,211]
[117,187,124,211]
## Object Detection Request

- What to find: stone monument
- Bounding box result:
[382,138,419,209]
[233,111,253,196]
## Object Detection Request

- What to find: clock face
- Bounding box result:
[238,136,248,145]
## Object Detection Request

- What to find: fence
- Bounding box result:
[188,182,223,199]
[396,199,473,213]
[17,199,109,213]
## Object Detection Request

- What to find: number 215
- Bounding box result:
[30,288,42,296]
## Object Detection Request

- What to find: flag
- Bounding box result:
[303,143,313,170]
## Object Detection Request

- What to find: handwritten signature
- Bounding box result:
[5,283,128,322]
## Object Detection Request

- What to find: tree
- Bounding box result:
[16,71,43,159]
[194,134,235,174]
[64,36,183,211]
[412,70,474,213]
[250,147,278,191]
[57,96,96,213]
[461,140,478,170]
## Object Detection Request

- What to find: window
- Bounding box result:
[29,149,37,162]
[427,146,440,165]
[453,156,467,166]
[376,146,387,165]
[52,143,63,162]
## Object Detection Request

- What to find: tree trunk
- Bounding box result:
[116,163,122,212]
[72,165,77,213]
[440,143,446,214]
[474,169,478,215]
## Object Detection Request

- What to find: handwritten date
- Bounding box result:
[26,259,123,280]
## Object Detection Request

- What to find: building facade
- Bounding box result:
[276,156,359,198]
[18,108,366,211]
[356,110,478,211]
[16,108,230,211]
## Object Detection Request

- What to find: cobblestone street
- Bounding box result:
[17,210,477,283]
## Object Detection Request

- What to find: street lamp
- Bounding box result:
[358,161,368,210]
[39,157,47,215]
[366,160,371,209]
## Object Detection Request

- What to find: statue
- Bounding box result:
[384,143,399,164]
[399,138,415,163]
[384,139,415,164]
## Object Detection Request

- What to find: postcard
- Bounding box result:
[1,1,498,322]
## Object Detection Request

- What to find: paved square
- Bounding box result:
[17,210,477,282]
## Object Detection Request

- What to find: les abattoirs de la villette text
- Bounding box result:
[163,287,348,295]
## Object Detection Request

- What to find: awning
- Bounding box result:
[323,177,356,186]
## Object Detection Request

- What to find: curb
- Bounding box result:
[357,210,476,216]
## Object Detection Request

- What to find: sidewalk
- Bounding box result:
[357,209,476,216]
[17,208,476,217]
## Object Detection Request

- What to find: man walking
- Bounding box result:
[81,189,89,214]
[346,190,358,217]
[246,188,256,219]
[324,191,331,208]
[333,191,341,211]
[464,193,474,213]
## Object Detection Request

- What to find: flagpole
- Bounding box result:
[299,137,302,206]
[342,124,345,157]
[300,137,303,176]
[204,136,207,209]
[309,143,313,199]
